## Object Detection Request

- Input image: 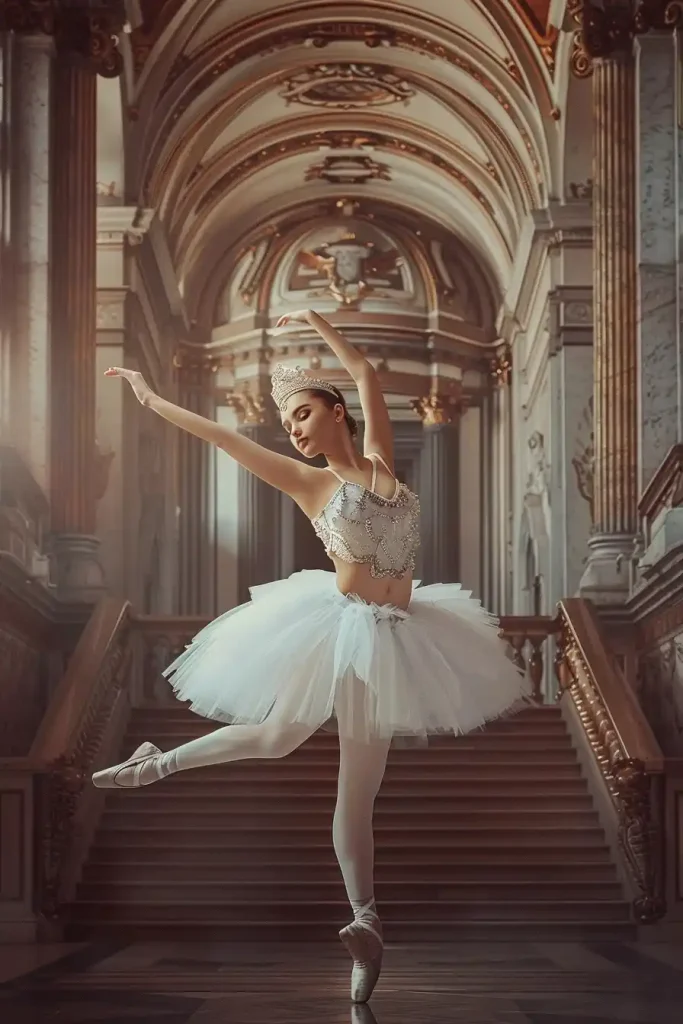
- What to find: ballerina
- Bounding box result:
[93,308,529,1003]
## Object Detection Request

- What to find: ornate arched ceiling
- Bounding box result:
[117,0,573,336]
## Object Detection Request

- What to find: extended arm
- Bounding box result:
[105,367,312,500]
[279,310,394,469]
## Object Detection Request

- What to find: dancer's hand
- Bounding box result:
[104,366,155,407]
[275,310,312,328]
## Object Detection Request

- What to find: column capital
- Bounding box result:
[489,345,512,388]
[225,390,274,427]
[568,0,682,77]
[635,0,683,32]
[411,393,464,427]
[0,0,126,78]
[97,206,154,248]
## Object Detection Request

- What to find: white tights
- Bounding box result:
[131,718,391,906]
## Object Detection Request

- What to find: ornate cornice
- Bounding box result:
[569,0,683,77]
[0,0,126,77]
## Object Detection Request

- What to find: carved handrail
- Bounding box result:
[558,599,663,771]
[30,598,131,765]
[26,597,133,920]
[557,597,666,923]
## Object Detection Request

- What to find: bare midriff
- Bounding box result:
[331,556,413,610]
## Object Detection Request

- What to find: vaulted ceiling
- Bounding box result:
[113,1,581,324]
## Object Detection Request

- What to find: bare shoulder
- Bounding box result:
[294,466,340,519]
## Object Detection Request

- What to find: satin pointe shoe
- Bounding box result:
[339,899,384,1003]
[92,741,162,789]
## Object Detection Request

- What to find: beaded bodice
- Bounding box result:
[311,467,421,580]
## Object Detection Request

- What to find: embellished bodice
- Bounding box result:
[311,468,421,580]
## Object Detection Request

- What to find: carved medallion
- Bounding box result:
[305,155,391,185]
[280,64,414,109]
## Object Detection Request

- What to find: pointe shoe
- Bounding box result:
[339,900,384,1004]
[92,741,162,789]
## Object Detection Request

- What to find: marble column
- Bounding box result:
[413,395,461,585]
[95,207,154,602]
[230,400,281,603]
[486,347,512,614]
[574,18,639,603]
[10,35,52,493]
[176,356,218,616]
[49,57,105,599]
[636,30,679,488]
[547,288,594,602]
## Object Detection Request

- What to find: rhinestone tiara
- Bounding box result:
[270,364,338,411]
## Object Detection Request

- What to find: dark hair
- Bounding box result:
[310,387,358,438]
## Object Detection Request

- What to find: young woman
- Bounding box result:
[93,309,528,1003]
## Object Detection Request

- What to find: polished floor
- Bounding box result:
[2,938,683,1023]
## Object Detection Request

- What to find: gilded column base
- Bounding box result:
[50,533,105,602]
[577,532,638,604]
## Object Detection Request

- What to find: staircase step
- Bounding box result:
[69,898,631,924]
[124,728,574,749]
[100,808,600,829]
[106,791,596,812]
[118,745,581,770]
[157,763,583,781]
[82,859,620,883]
[115,778,590,800]
[87,844,614,866]
[95,826,608,850]
[133,705,562,723]
[67,919,635,943]
[76,879,624,902]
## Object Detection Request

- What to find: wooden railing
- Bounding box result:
[0,598,133,926]
[499,614,560,702]
[555,598,666,923]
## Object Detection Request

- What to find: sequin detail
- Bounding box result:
[311,480,421,580]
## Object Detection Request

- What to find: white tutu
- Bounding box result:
[163,570,530,743]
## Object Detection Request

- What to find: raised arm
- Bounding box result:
[104,367,314,502]
[276,309,394,470]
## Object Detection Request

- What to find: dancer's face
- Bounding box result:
[280,390,345,458]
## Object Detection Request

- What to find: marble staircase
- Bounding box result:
[69,703,634,941]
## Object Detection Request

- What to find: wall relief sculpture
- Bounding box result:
[571,396,595,521]
[295,231,403,307]
[526,430,550,497]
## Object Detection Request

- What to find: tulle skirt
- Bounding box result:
[163,570,530,743]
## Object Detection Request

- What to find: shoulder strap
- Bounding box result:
[325,465,346,484]
[368,452,395,480]
[369,454,379,491]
